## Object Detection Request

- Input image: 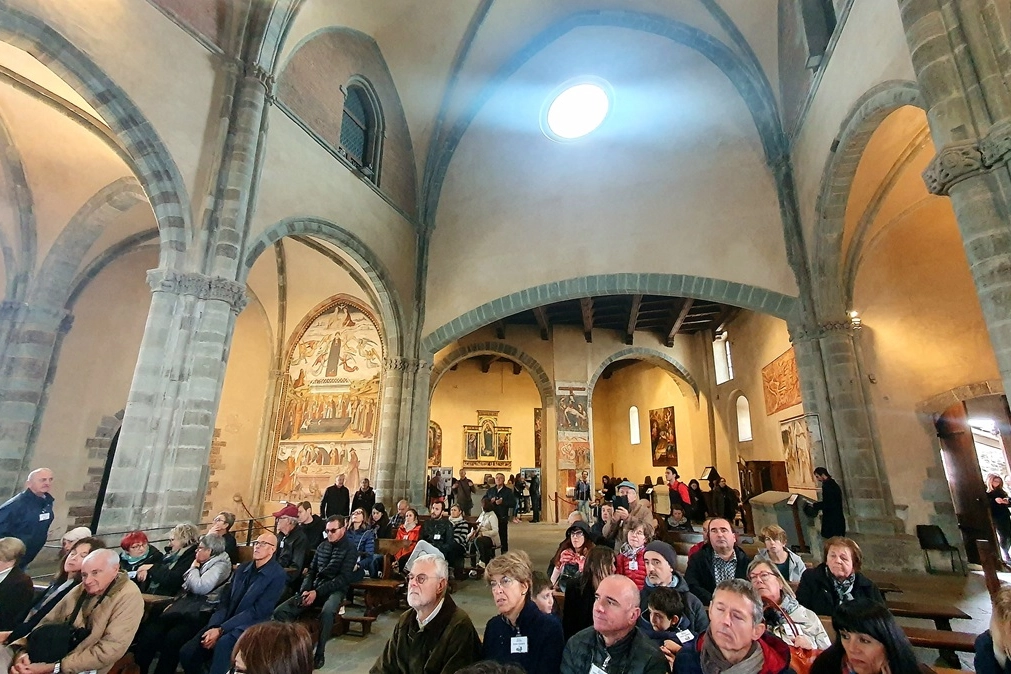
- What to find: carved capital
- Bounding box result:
[981,120,1011,167]
[384,357,411,371]
[147,269,248,314]
[923,141,985,195]
[244,62,275,99]
[789,320,856,343]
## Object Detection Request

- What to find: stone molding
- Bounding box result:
[384,357,432,373]
[789,320,856,343]
[0,301,70,326]
[245,62,275,100]
[147,269,248,313]
[924,120,1011,196]
[980,120,1011,167]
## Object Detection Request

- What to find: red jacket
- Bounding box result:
[394,525,421,560]
[616,546,647,589]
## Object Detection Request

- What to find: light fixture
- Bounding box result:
[543,79,611,141]
[849,310,862,329]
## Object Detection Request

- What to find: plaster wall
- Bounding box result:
[252,110,417,315]
[853,198,999,532]
[32,247,156,536]
[430,359,540,479]
[425,25,796,334]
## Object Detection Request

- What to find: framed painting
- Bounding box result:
[649,406,677,467]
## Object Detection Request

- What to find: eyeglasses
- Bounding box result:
[228,665,246,674]
[748,572,777,583]
[488,576,517,591]
[252,541,275,548]
[406,573,431,585]
[326,527,343,533]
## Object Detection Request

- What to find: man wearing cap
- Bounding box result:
[640,540,709,632]
[603,479,655,547]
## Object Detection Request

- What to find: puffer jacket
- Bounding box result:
[561,624,669,674]
[616,545,647,589]
[12,572,144,674]
[346,525,376,562]
[180,551,232,606]
[675,632,793,674]
[302,536,357,598]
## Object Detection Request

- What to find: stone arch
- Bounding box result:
[243,216,405,357]
[430,341,553,408]
[0,5,192,269]
[422,274,798,353]
[813,80,924,318]
[916,379,1006,417]
[587,347,700,409]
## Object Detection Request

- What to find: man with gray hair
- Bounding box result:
[0,468,55,568]
[275,514,309,598]
[5,548,144,674]
[371,553,480,674]
[673,579,792,674]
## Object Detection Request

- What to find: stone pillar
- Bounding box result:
[400,359,432,508]
[374,357,406,501]
[99,270,247,533]
[898,0,1011,395]
[0,301,73,497]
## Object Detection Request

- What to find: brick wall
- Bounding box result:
[200,429,227,521]
[277,28,419,217]
[65,412,123,528]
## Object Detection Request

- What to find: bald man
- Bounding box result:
[179,532,286,674]
[561,574,669,674]
[0,468,55,568]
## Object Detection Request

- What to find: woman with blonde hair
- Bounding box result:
[748,558,831,650]
[756,525,806,582]
[137,522,201,596]
[976,585,1011,674]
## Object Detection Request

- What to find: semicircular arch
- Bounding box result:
[587,347,699,409]
[430,341,553,408]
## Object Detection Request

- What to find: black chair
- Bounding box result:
[915,525,965,574]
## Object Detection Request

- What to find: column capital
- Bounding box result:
[789,320,856,343]
[244,62,276,101]
[383,357,433,373]
[980,119,1011,167]
[923,141,985,196]
[147,269,248,314]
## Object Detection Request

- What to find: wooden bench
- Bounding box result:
[887,600,971,631]
[377,539,411,578]
[236,546,255,564]
[902,626,977,653]
[333,613,378,637]
[350,578,405,616]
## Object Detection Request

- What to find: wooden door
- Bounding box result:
[769,461,789,492]
[936,402,992,563]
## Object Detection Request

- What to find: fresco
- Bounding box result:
[780,414,819,490]
[267,296,383,503]
[762,348,802,415]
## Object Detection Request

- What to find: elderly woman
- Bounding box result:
[756,525,806,582]
[138,522,201,596]
[563,546,616,640]
[549,521,594,590]
[482,551,564,674]
[0,537,104,645]
[748,558,831,650]
[120,530,164,574]
[133,533,232,674]
[810,599,920,674]
[208,511,239,563]
[976,585,1011,674]
[0,538,33,631]
[797,537,884,617]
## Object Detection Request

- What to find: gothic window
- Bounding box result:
[629,406,640,445]
[736,396,753,442]
[338,81,383,183]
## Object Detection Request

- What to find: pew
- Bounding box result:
[886,600,971,631]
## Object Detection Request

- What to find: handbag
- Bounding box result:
[162,592,209,618]
[27,586,105,663]
[765,599,820,674]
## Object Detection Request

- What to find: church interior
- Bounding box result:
[2,0,1011,591]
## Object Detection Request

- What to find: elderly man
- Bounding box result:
[484,473,516,552]
[321,474,350,518]
[674,579,792,674]
[5,548,143,674]
[273,515,357,668]
[0,469,55,568]
[275,514,309,598]
[561,574,668,674]
[370,554,481,674]
[0,538,33,630]
[297,501,325,545]
[179,532,286,674]
[603,479,655,546]
[639,541,708,632]
[685,518,750,605]
[388,499,410,533]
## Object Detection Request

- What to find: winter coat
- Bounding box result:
[119,545,163,573]
[617,546,647,589]
[11,572,144,674]
[223,532,239,564]
[276,524,310,572]
[674,632,794,674]
[795,564,884,617]
[976,630,1011,674]
[352,487,377,515]
[421,517,456,558]
[640,572,710,633]
[394,525,421,560]
[146,544,198,596]
[321,484,351,518]
[482,600,565,674]
[766,598,832,650]
[347,525,377,562]
[8,576,80,642]
[810,478,846,538]
[369,594,481,674]
[685,544,751,604]
[206,558,287,636]
[669,481,691,510]
[484,485,517,519]
[0,565,34,630]
[561,625,669,674]
[302,536,358,598]
[756,548,807,583]
[180,551,233,606]
[0,489,55,567]
[475,511,500,547]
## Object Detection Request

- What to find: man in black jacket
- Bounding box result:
[320,474,350,518]
[273,515,357,668]
[484,473,516,552]
[275,515,309,599]
[351,478,376,515]
[811,467,846,538]
[416,501,464,578]
[684,518,750,604]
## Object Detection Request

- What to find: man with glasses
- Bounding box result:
[179,533,286,674]
[273,515,357,668]
[370,554,480,674]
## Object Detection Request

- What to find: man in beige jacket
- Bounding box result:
[5,548,144,674]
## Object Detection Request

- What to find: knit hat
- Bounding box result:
[61,526,92,544]
[616,480,637,491]
[644,540,678,571]
[372,502,387,514]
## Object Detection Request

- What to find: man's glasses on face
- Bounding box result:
[252,541,275,548]
[326,527,343,534]
[406,573,431,585]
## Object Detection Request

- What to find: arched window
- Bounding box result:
[736,396,753,442]
[629,406,640,445]
[339,80,382,183]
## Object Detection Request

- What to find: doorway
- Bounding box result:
[90,427,120,531]
[935,395,1011,563]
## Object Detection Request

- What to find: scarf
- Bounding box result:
[830,567,856,603]
[121,550,148,565]
[619,542,643,559]
[701,632,765,674]
[449,515,465,525]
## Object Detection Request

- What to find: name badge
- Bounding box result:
[39,512,50,521]
[280,541,285,548]
[590,664,608,674]
[510,636,528,653]
[677,629,694,643]
[434,534,442,540]
[628,561,638,571]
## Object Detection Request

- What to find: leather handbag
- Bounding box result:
[26,589,97,663]
[765,599,821,674]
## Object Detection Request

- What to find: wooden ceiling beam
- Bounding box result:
[580,298,594,343]
[666,298,694,347]
[533,306,550,341]
[494,320,506,340]
[625,294,642,345]
[512,361,522,375]
[477,355,497,373]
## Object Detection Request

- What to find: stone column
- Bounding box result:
[898,0,1011,395]
[374,357,406,501]
[400,359,432,508]
[98,270,247,533]
[0,301,73,497]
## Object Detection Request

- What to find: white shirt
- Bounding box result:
[0,566,12,585]
[417,597,446,630]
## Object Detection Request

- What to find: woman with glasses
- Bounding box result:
[134,533,233,674]
[229,621,314,674]
[120,530,163,575]
[137,522,200,595]
[346,508,377,579]
[810,599,920,674]
[747,558,830,650]
[208,511,239,564]
[549,521,594,591]
[482,552,564,674]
